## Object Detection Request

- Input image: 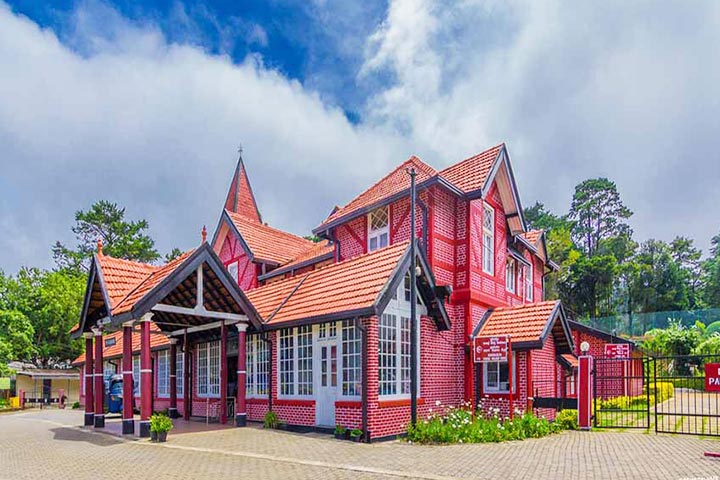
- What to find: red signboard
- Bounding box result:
[604,343,630,359]
[473,335,510,363]
[706,363,720,392]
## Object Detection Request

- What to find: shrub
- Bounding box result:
[149,413,173,433]
[406,406,561,444]
[349,428,363,438]
[334,424,346,436]
[705,321,720,337]
[71,401,80,409]
[555,409,578,430]
[263,411,279,429]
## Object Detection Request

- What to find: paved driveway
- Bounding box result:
[2,409,719,480]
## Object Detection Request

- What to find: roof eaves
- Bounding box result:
[258,251,334,281]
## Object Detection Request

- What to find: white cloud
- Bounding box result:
[360,0,720,252]
[0,1,408,272]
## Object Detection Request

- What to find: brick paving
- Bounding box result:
[2,409,720,480]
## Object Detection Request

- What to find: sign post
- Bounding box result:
[604,343,630,358]
[473,335,513,418]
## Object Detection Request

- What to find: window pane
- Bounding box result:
[342,320,362,396]
[279,329,294,396]
[297,325,313,395]
[378,314,397,396]
[176,352,184,396]
[157,350,169,397]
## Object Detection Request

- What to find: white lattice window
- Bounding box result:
[132,356,140,396]
[197,341,220,397]
[176,351,184,396]
[482,203,495,275]
[378,313,398,396]
[506,258,516,293]
[341,321,362,397]
[103,360,116,384]
[246,335,268,397]
[525,263,533,301]
[227,261,239,284]
[279,329,295,396]
[483,353,516,393]
[157,350,169,397]
[368,207,389,252]
[297,326,313,396]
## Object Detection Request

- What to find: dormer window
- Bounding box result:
[368,207,389,252]
[505,258,516,293]
[482,203,495,275]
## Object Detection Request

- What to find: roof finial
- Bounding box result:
[201,225,207,243]
[237,143,243,157]
[97,238,103,256]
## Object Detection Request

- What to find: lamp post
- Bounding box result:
[408,167,418,426]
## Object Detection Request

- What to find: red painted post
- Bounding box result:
[236,324,247,427]
[139,314,152,437]
[578,354,593,430]
[183,331,190,421]
[169,338,178,419]
[122,321,134,434]
[19,389,25,409]
[220,322,228,424]
[83,332,94,426]
[93,327,105,428]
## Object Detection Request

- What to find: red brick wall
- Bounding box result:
[531,333,559,419]
[477,351,529,419]
[219,232,258,291]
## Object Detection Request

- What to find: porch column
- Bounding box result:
[92,327,104,428]
[139,313,153,437]
[122,321,134,434]
[169,338,178,419]
[83,332,94,426]
[236,323,247,427]
[220,321,228,424]
[183,331,191,421]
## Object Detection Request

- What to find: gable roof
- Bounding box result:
[439,143,504,194]
[472,300,573,352]
[246,241,450,330]
[318,156,438,229]
[519,229,543,246]
[224,154,262,223]
[224,210,317,265]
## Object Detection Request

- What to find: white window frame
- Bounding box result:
[176,351,184,397]
[483,353,517,394]
[378,277,424,400]
[525,262,534,302]
[278,326,314,399]
[226,260,239,284]
[196,341,221,398]
[132,355,140,397]
[157,350,170,398]
[246,334,269,398]
[341,320,362,398]
[368,206,390,252]
[482,203,495,275]
[506,258,516,293]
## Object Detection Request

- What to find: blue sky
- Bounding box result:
[1,0,719,272]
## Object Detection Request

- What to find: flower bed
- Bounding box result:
[406,402,563,444]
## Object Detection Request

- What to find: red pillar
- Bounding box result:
[220,322,228,424]
[139,314,152,437]
[169,338,178,419]
[92,327,105,428]
[183,332,191,421]
[236,324,247,427]
[83,332,94,426]
[578,354,593,430]
[122,322,134,434]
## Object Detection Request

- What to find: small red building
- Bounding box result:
[71,143,629,440]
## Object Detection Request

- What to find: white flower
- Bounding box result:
[435,400,441,406]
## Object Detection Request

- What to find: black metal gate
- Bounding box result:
[651,354,720,436]
[593,354,720,437]
[593,356,650,429]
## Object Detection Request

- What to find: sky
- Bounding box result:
[1,0,719,273]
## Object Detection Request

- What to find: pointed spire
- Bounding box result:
[224,145,262,223]
[201,225,207,243]
[97,238,104,256]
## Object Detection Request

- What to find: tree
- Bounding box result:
[53,200,160,272]
[702,232,720,308]
[524,202,572,232]
[559,254,617,318]
[568,178,633,257]
[0,310,35,374]
[629,240,689,314]
[164,248,184,263]
[670,236,703,309]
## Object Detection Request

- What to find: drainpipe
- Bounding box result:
[356,317,369,442]
[408,167,418,427]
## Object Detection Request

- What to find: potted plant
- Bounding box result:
[349,428,363,443]
[263,411,279,429]
[334,424,346,440]
[150,413,173,442]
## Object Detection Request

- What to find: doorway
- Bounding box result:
[315,339,338,427]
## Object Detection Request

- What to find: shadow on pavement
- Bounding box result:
[50,427,124,447]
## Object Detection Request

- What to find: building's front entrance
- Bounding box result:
[315,336,338,427]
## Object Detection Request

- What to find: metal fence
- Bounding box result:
[593,356,650,429]
[579,308,720,338]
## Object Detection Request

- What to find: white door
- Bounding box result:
[315,339,338,426]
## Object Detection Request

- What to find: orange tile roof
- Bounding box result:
[227,210,316,265]
[112,250,196,314]
[560,353,579,369]
[278,241,335,271]
[439,143,504,194]
[224,157,262,223]
[520,229,543,245]
[478,300,560,344]
[72,328,170,365]
[247,242,409,325]
[321,156,438,226]
[96,255,157,309]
